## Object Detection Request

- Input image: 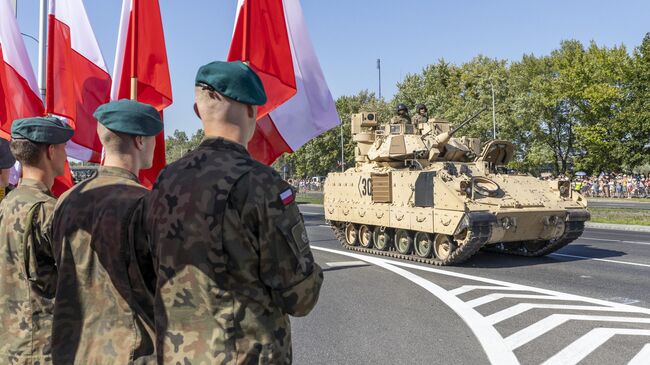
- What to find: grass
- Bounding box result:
[589,207,650,226]
[296,193,324,205]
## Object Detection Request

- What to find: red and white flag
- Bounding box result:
[112,0,172,188]
[46,0,111,163]
[228,0,340,165]
[0,0,73,197]
[0,0,44,137]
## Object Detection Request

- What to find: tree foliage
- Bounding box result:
[171,35,650,178]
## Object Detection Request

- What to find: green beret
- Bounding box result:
[195,61,267,106]
[94,99,163,137]
[0,138,15,169]
[11,116,74,144]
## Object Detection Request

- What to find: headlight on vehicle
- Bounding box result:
[558,181,571,197]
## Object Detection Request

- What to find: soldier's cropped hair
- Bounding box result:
[98,124,134,155]
[10,139,46,166]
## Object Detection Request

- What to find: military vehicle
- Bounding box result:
[324,109,589,266]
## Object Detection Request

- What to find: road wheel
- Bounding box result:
[414,232,433,258]
[434,234,457,260]
[373,227,391,251]
[345,223,358,246]
[395,229,413,255]
[359,225,373,248]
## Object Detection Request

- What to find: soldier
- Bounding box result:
[412,104,428,124]
[0,117,72,364]
[0,138,15,202]
[390,103,411,124]
[50,100,161,364]
[142,60,324,364]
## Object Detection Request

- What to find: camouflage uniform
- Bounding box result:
[390,115,411,124]
[143,137,324,364]
[50,166,155,365]
[0,179,57,365]
[411,114,428,125]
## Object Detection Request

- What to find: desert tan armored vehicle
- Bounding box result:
[324,109,589,265]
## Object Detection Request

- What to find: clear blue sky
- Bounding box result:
[14,0,650,136]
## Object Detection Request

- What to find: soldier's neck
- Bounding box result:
[203,122,248,148]
[103,154,140,177]
[22,167,54,191]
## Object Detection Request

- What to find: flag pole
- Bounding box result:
[242,0,250,61]
[38,0,47,105]
[130,0,138,100]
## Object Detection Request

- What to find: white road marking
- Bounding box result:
[312,246,650,364]
[324,250,650,314]
[449,285,529,296]
[466,293,576,309]
[325,260,369,268]
[505,314,650,350]
[579,237,650,246]
[312,246,519,365]
[550,253,650,268]
[301,212,323,216]
[486,304,650,325]
[628,343,650,365]
[542,328,650,365]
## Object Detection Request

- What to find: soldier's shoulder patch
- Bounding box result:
[279,188,295,206]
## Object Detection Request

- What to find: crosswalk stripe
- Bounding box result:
[449,285,530,296]
[486,303,649,325]
[628,343,650,365]
[505,314,650,350]
[542,328,650,365]
[466,293,575,308]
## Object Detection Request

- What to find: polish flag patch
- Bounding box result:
[280,188,295,205]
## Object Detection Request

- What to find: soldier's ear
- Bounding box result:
[45,144,56,161]
[193,103,201,119]
[247,104,256,119]
[134,135,145,151]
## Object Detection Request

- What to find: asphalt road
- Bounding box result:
[292,205,650,365]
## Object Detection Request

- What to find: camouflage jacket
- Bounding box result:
[390,115,411,124]
[50,166,156,365]
[0,179,57,365]
[142,137,323,365]
[411,114,428,125]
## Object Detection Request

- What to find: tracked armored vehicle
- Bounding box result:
[324,110,589,266]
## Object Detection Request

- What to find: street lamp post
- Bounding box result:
[490,82,496,139]
[340,123,344,172]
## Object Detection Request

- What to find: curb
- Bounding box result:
[585,222,650,233]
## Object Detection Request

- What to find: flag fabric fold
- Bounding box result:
[47,0,111,163]
[228,0,340,165]
[0,0,44,135]
[1,0,73,197]
[112,0,173,188]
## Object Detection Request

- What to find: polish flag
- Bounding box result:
[228,0,340,165]
[46,0,111,163]
[0,0,44,136]
[112,0,172,188]
[0,0,72,197]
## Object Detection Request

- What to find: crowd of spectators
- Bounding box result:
[288,178,324,192]
[571,173,649,198]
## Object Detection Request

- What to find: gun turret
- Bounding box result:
[427,107,487,161]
